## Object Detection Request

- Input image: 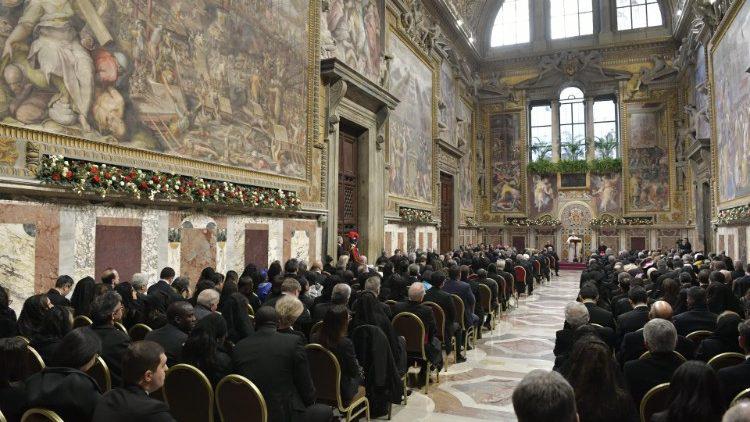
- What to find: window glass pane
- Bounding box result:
[560,87,584,101]
[573,123,586,138]
[565,14,579,37]
[579,0,593,13]
[550,0,564,16]
[617,8,631,30]
[564,0,578,13]
[594,122,617,138]
[518,23,530,43]
[632,5,647,28]
[490,0,530,47]
[616,0,630,6]
[579,11,594,35]
[572,103,585,123]
[531,105,552,126]
[593,100,616,122]
[647,2,663,26]
[560,104,572,124]
[560,125,573,143]
[633,0,646,4]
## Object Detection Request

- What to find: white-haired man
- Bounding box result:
[392,282,443,380]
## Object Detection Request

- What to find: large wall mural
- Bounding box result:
[591,173,622,214]
[387,32,433,203]
[439,60,457,146]
[528,174,557,217]
[458,100,473,211]
[693,45,711,140]
[0,0,310,179]
[489,113,521,213]
[322,0,383,82]
[712,0,750,207]
[627,108,670,212]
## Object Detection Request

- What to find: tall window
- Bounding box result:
[550,0,594,40]
[530,104,553,162]
[559,87,586,160]
[616,0,663,30]
[490,0,530,47]
[593,99,619,158]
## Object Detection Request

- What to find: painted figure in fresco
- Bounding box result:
[592,174,620,212]
[533,175,554,213]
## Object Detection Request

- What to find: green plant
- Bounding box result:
[529,138,553,161]
[594,133,619,158]
[561,135,586,160]
[557,159,589,174]
[526,159,557,175]
[590,157,622,174]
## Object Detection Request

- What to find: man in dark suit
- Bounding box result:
[362,276,392,318]
[312,283,350,322]
[92,341,175,421]
[233,306,331,422]
[443,266,476,328]
[618,301,696,366]
[46,275,73,308]
[144,301,195,367]
[672,286,717,336]
[717,319,750,406]
[424,271,465,362]
[579,282,616,330]
[616,286,650,346]
[89,291,131,388]
[393,282,443,383]
[624,319,683,407]
[147,267,182,306]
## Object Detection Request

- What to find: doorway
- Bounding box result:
[440,173,454,253]
[338,129,359,239]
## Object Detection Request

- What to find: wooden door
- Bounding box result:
[440,173,454,253]
[338,132,358,236]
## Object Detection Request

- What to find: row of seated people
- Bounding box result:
[550,248,750,422]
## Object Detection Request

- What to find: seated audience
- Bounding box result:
[424,270,465,362]
[443,266,477,329]
[311,305,363,403]
[276,295,306,342]
[23,328,102,421]
[361,276,393,318]
[47,275,73,307]
[30,306,73,364]
[194,288,220,320]
[0,287,17,338]
[350,290,406,374]
[101,268,120,288]
[717,319,750,406]
[181,313,232,386]
[623,318,683,406]
[171,277,191,300]
[616,286,650,346]
[220,292,254,343]
[392,282,443,374]
[512,369,578,422]
[70,276,97,317]
[696,311,743,362]
[115,281,143,329]
[92,341,175,421]
[145,301,195,367]
[673,286,717,336]
[147,267,182,307]
[0,337,29,421]
[89,291,131,388]
[579,282,616,330]
[723,401,750,422]
[618,301,696,366]
[312,283,350,323]
[17,294,52,339]
[652,360,725,422]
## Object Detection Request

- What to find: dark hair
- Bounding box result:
[55,275,74,289]
[513,370,577,422]
[628,286,648,304]
[38,306,73,339]
[70,277,97,317]
[688,286,707,305]
[17,294,50,337]
[284,259,298,274]
[0,337,29,386]
[709,271,726,284]
[678,272,693,286]
[90,291,122,326]
[660,278,680,306]
[220,278,239,310]
[53,328,101,369]
[448,266,461,281]
[211,272,224,286]
[225,270,238,284]
[199,267,215,281]
[664,361,725,422]
[181,313,228,375]
[254,306,278,328]
[166,301,193,325]
[101,269,117,285]
[172,277,190,297]
[698,269,711,285]
[190,279,216,306]
[430,271,447,287]
[318,305,349,349]
[351,292,382,327]
[579,282,598,300]
[267,261,282,283]
[221,293,253,342]
[122,341,164,386]
[159,267,176,280]
[0,286,9,309]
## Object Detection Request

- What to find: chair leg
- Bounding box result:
[424,362,430,395]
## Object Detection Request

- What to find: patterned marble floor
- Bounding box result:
[389,270,581,421]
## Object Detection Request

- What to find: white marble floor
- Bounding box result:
[389,270,581,421]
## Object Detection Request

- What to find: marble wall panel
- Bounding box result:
[0,224,36,314]
[245,228,270,270]
[180,228,217,284]
[95,223,142,283]
[283,220,317,264]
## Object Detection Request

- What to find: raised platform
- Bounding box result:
[559,261,587,270]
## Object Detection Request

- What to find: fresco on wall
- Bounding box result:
[439,60,456,145]
[458,101,473,211]
[713,0,750,207]
[322,0,383,82]
[628,110,670,212]
[694,45,711,140]
[591,173,622,213]
[528,174,556,217]
[388,33,433,203]
[0,0,309,178]
[489,113,521,213]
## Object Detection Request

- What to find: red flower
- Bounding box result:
[51,172,61,181]
[129,171,136,178]
[92,175,101,183]
[139,181,148,190]
[65,171,74,180]
[123,175,132,183]
[90,167,99,175]
[104,172,111,179]
[151,176,159,183]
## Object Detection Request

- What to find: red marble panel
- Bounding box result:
[397,232,405,252]
[95,225,142,283]
[384,232,392,256]
[282,220,317,264]
[418,232,424,250]
[245,229,269,269]
[427,232,433,250]
[180,228,217,285]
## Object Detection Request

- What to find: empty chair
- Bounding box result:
[127,323,152,342]
[305,344,369,422]
[392,312,439,394]
[450,294,475,351]
[163,364,214,422]
[215,374,267,422]
[72,315,92,329]
[86,356,111,392]
[708,352,746,372]
[640,383,670,422]
[20,409,64,422]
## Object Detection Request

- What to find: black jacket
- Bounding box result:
[623,352,683,406]
[424,287,457,331]
[618,329,696,366]
[232,325,316,422]
[89,325,131,388]
[616,306,650,345]
[29,335,62,365]
[350,325,404,417]
[0,307,17,339]
[391,300,441,365]
[584,302,616,330]
[672,305,717,336]
[147,280,182,307]
[717,358,750,406]
[144,323,187,367]
[0,384,25,422]
[92,385,175,421]
[23,367,102,421]
[310,334,361,403]
[696,336,744,362]
[46,289,71,308]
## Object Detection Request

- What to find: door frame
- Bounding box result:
[439,171,459,253]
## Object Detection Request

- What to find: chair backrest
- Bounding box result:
[20,409,64,422]
[310,321,323,339]
[385,300,397,313]
[24,345,45,379]
[128,323,152,342]
[477,284,492,313]
[305,344,343,410]
[532,260,541,274]
[163,364,214,422]
[450,294,466,330]
[640,383,670,422]
[246,304,254,316]
[423,302,445,341]
[392,312,426,360]
[0,408,5,422]
[639,350,687,363]
[686,330,713,344]
[114,322,128,334]
[514,266,526,283]
[73,315,93,329]
[86,356,111,392]
[708,352,747,372]
[215,375,267,422]
[731,387,750,407]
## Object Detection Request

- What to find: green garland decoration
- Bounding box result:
[506,215,561,227]
[713,204,750,226]
[399,207,433,223]
[591,215,654,227]
[527,158,622,175]
[589,157,622,174]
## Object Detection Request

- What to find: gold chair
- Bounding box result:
[708,352,746,372]
[128,323,152,342]
[247,304,255,316]
[477,284,496,333]
[215,374,267,422]
[423,301,455,372]
[114,322,128,334]
[72,315,93,329]
[640,383,670,422]
[23,345,45,379]
[15,336,29,344]
[392,312,440,394]
[686,330,713,345]
[0,408,6,422]
[163,364,214,422]
[638,350,687,362]
[20,409,64,422]
[731,387,750,407]
[86,355,112,392]
[450,294,475,351]
[310,321,323,339]
[305,344,370,421]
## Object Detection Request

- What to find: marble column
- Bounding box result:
[585,97,595,161]
[551,100,561,162]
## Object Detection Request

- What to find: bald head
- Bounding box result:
[408,282,425,302]
[723,400,750,422]
[649,301,673,320]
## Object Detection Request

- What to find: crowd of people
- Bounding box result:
[513,248,750,422]
[0,244,562,421]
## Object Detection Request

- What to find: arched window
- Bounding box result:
[490,0,530,47]
[559,87,586,160]
[616,0,663,30]
[530,103,553,162]
[550,0,594,40]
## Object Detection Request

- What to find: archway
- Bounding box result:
[559,202,593,262]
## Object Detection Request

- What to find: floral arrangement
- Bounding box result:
[399,206,433,223]
[714,204,750,226]
[591,215,654,227]
[621,216,654,226]
[37,155,302,210]
[465,217,480,228]
[506,215,561,227]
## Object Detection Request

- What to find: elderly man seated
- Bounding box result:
[553,302,614,371]
[393,283,443,384]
